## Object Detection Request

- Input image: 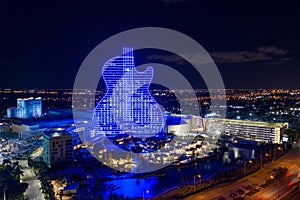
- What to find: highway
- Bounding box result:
[185,142,300,200]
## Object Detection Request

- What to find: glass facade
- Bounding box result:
[7,97,42,119]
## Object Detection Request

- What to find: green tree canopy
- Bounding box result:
[0,159,28,199]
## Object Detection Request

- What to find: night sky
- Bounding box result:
[1,1,299,89]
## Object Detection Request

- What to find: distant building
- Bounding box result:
[16,97,42,118]
[164,113,204,136]
[7,97,42,119]
[42,127,73,166]
[9,118,74,140]
[6,107,17,118]
[204,118,288,144]
[0,121,11,133]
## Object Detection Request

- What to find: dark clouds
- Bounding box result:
[148,46,291,65]
[211,46,290,64]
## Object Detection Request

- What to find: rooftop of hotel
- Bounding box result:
[44,127,71,138]
[17,97,41,100]
[204,118,288,128]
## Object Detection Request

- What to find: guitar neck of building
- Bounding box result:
[123,47,134,70]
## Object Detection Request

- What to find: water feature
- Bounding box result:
[94,146,258,199]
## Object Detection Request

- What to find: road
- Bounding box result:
[281,185,300,200]
[20,159,44,200]
[249,142,300,200]
[185,142,300,200]
[250,173,299,200]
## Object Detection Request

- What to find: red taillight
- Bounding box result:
[286,172,291,177]
[288,181,295,187]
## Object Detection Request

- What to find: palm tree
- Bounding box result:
[38,172,55,200]
[0,163,28,200]
[0,162,12,200]
[38,174,48,183]
[12,161,24,180]
[2,159,11,166]
[40,184,48,194]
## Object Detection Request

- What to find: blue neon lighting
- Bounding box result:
[93,47,163,138]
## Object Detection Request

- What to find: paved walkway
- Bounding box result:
[20,159,44,200]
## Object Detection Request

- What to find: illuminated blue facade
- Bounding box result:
[6,107,17,118]
[7,97,42,119]
[93,47,163,138]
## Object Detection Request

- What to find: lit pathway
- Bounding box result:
[20,159,44,200]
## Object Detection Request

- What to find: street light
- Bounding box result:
[261,153,269,168]
[193,174,201,192]
[277,147,283,156]
[270,175,279,200]
[244,160,253,173]
[142,190,149,200]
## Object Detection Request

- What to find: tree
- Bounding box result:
[12,161,24,180]
[2,159,11,166]
[38,169,55,200]
[0,161,28,200]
